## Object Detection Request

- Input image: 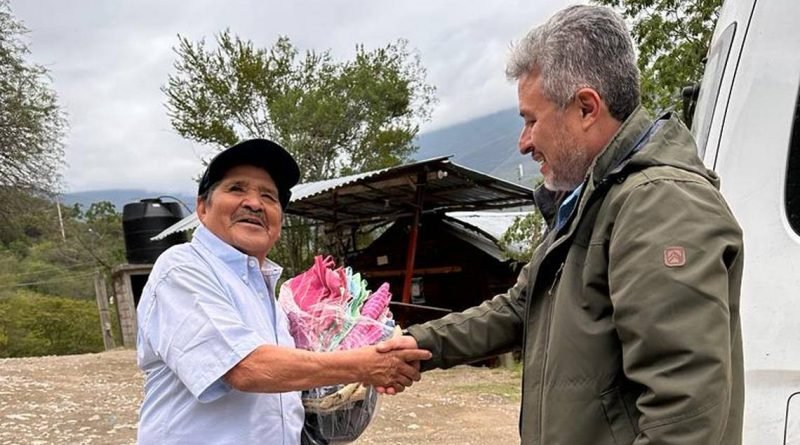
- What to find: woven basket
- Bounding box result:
[303,382,368,413]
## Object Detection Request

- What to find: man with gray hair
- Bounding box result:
[379,5,744,444]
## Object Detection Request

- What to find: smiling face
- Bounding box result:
[196,164,282,262]
[517,71,594,191]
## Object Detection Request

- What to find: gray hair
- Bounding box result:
[506,5,640,121]
[199,181,221,206]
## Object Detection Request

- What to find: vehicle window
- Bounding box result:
[786,85,800,236]
[692,22,737,158]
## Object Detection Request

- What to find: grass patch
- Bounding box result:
[452,381,521,402]
[447,366,522,403]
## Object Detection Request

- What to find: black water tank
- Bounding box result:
[122,198,188,264]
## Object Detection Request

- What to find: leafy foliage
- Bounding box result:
[0,191,125,357]
[0,0,66,221]
[498,212,547,262]
[72,200,126,270]
[164,32,436,181]
[0,191,124,298]
[0,191,124,300]
[0,291,104,358]
[593,0,722,114]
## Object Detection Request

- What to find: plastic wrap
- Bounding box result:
[279,256,396,444]
[300,386,379,445]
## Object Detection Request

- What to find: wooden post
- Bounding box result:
[115,272,138,347]
[402,181,426,304]
[93,271,115,350]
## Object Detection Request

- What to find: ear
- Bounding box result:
[196,196,207,223]
[574,88,603,130]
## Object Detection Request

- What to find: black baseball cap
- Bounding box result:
[197,138,300,209]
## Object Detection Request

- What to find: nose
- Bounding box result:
[518,125,533,155]
[240,188,262,210]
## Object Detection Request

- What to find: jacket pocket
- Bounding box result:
[600,386,637,445]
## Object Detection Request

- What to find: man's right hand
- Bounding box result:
[372,335,424,395]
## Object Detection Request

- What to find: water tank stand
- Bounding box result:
[111,263,153,347]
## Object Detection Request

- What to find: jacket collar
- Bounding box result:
[533,186,567,227]
[588,105,653,188]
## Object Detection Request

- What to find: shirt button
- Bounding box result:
[248,259,257,268]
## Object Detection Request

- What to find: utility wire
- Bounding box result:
[0,271,97,290]
[0,261,97,280]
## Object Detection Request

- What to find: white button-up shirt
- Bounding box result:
[137,225,303,444]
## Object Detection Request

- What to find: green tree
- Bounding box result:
[77,200,126,268]
[0,194,124,301]
[0,0,66,223]
[593,0,722,115]
[164,32,436,181]
[164,32,436,274]
[498,212,546,262]
[0,186,59,245]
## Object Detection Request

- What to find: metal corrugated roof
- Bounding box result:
[152,157,534,241]
[152,212,197,241]
[152,211,199,240]
[445,211,530,241]
[287,157,533,224]
[443,211,531,260]
[289,158,422,201]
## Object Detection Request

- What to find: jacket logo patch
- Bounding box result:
[664,246,686,267]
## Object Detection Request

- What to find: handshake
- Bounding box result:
[357,334,427,395]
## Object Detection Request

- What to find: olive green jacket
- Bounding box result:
[407,107,744,445]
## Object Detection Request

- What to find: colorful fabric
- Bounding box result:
[279,256,395,352]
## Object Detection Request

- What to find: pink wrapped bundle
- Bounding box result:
[279,256,395,352]
[286,256,347,311]
[339,283,392,350]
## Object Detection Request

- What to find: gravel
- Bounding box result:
[0,349,521,444]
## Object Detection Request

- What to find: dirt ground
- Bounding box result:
[0,349,521,445]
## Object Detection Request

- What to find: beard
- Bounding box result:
[543,128,594,192]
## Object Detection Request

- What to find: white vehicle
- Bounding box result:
[691,0,800,442]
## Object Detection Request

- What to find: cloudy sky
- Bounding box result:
[11,0,580,194]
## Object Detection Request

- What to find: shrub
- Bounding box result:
[0,290,104,357]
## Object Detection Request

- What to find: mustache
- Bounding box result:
[232,208,266,226]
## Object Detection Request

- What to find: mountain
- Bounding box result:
[63,107,539,211]
[62,189,195,215]
[414,107,541,188]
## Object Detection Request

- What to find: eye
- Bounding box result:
[261,193,278,202]
[228,184,244,192]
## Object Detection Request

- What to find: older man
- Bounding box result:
[137,139,430,444]
[381,5,744,444]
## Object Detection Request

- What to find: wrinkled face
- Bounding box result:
[197,165,282,262]
[517,72,593,191]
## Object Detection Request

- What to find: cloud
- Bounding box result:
[11,0,580,193]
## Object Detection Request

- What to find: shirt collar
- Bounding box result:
[192,225,283,281]
[554,184,583,231]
